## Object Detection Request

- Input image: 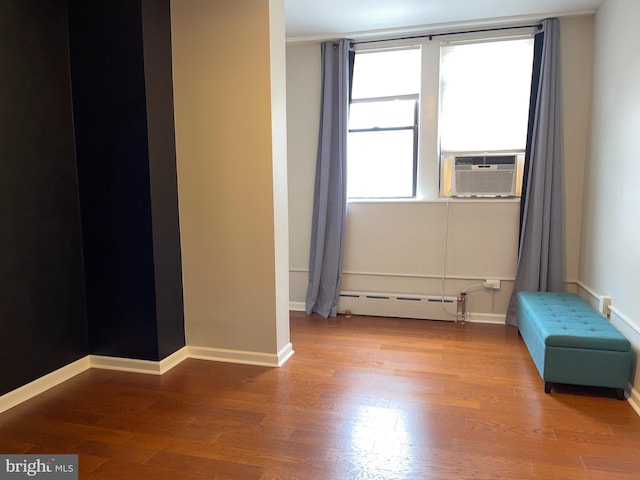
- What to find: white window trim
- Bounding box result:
[352,28,536,202]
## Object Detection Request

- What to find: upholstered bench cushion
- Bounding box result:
[516,291,632,396]
[518,292,631,352]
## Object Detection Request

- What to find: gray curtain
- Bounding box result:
[506,18,564,326]
[305,40,352,318]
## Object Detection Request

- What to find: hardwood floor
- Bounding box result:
[2,312,640,479]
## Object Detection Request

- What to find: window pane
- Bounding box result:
[347,130,415,198]
[439,38,534,152]
[352,48,421,99]
[349,100,416,130]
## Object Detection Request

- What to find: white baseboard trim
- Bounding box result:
[576,281,602,312]
[0,356,90,414]
[467,312,506,324]
[1,342,295,413]
[627,383,640,416]
[610,305,640,338]
[289,301,306,312]
[576,281,599,301]
[608,306,640,417]
[290,306,505,324]
[89,346,189,375]
[160,346,191,373]
[564,281,579,294]
[187,345,291,368]
[277,342,295,366]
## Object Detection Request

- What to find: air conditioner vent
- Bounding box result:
[451,154,517,197]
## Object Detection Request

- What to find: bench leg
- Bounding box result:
[544,381,552,394]
[616,388,626,400]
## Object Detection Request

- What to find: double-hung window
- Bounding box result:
[347,31,534,200]
[347,48,421,199]
[439,37,534,197]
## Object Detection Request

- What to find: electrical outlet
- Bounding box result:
[484,279,500,290]
[598,295,612,315]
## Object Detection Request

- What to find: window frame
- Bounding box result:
[349,29,536,202]
[347,94,420,199]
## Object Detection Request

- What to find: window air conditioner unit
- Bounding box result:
[451,154,518,197]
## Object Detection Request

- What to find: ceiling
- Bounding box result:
[285,0,602,41]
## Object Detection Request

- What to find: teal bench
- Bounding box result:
[517,292,632,399]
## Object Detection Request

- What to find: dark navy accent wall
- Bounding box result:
[0,0,184,395]
[68,0,185,361]
[141,0,187,359]
[0,0,89,395]
[68,0,159,360]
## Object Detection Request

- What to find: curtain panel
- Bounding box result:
[506,18,565,326]
[305,40,353,318]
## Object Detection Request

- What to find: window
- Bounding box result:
[348,31,534,200]
[347,48,421,199]
[439,38,534,197]
[439,38,534,152]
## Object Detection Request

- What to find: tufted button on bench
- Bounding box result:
[516,292,632,400]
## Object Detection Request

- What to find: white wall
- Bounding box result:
[287,16,594,321]
[268,0,292,355]
[579,0,640,401]
[171,0,291,364]
[286,43,320,307]
[561,15,595,286]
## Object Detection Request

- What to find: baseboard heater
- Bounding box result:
[338,291,457,321]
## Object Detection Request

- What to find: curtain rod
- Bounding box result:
[351,23,542,46]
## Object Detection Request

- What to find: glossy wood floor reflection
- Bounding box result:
[2,312,640,479]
